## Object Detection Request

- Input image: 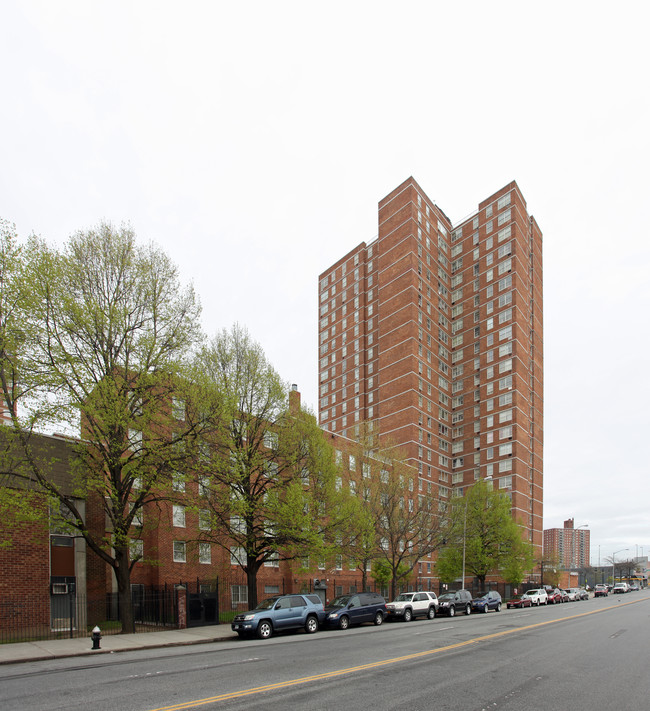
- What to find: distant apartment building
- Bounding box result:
[318,177,544,557]
[544,518,590,569]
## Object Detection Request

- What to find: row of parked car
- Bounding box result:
[505,586,589,608]
[230,584,593,639]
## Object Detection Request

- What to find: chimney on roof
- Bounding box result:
[289,384,300,415]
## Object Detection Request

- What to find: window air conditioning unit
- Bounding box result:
[51,583,69,595]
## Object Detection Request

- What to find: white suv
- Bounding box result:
[385,591,438,621]
[526,588,548,606]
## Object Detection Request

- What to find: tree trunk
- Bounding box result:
[114,547,135,634]
[246,560,263,609]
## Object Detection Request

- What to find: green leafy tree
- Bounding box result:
[193,325,347,608]
[343,426,450,600]
[370,558,393,591]
[0,221,203,633]
[340,498,377,592]
[502,536,536,586]
[436,480,533,588]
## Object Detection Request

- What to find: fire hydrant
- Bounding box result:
[91,625,102,650]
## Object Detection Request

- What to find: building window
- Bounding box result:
[263,431,278,449]
[130,539,143,561]
[230,546,247,565]
[199,542,211,564]
[199,509,211,531]
[129,428,142,450]
[173,505,185,527]
[232,585,248,605]
[172,398,186,421]
[172,471,185,492]
[173,540,186,563]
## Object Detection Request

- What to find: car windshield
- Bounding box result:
[393,593,414,602]
[254,597,281,610]
[476,592,490,599]
[329,596,351,608]
[510,595,523,600]
[255,597,282,610]
[438,593,455,602]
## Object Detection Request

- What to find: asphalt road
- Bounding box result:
[2,593,649,711]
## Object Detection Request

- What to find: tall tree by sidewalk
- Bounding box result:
[436,479,534,588]
[341,422,450,599]
[0,221,203,633]
[193,325,350,609]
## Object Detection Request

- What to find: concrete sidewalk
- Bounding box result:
[0,624,237,665]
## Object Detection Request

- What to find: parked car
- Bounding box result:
[613,583,629,594]
[231,594,326,639]
[385,591,438,621]
[324,592,386,629]
[471,590,502,613]
[594,584,608,597]
[568,587,587,601]
[437,589,473,617]
[506,593,533,609]
[565,589,578,602]
[546,589,563,604]
[629,584,639,591]
[557,589,569,603]
[526,588,548,606]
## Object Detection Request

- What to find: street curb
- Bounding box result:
[0,632,239,666]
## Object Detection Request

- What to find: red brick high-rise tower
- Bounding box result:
[318,178,543,555]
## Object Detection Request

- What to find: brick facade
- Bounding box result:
[318,178,544,572]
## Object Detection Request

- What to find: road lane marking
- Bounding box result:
[148,596,649,711]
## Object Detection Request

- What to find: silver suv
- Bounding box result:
[385,591,438,621]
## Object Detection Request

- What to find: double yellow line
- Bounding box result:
[150,597,647,710]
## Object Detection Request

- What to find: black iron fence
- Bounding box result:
[0,587,180,644]
[0,574,543,644]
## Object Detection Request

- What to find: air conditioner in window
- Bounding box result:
[51,583,69,595]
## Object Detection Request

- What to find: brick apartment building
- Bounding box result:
[0,391,388,636]
[318,178,544,570]
[544,518,590,569]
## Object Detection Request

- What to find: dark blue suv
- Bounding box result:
[232,594,326,639]
[324,592,386,630]
[471,590,502,613]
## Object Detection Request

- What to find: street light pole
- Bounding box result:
[461,497,467,589]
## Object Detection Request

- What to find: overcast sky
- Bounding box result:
[2,1,648,565]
